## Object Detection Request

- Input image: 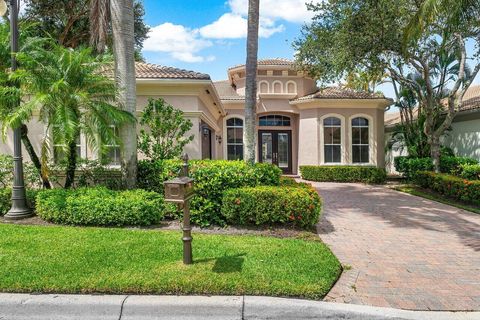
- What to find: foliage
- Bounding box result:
[23,0,149,58]
[138,160,282,226]
[0,224,342,299]
[0,188,38,216]
[1,43,134,188]
[395,156,478,180]
[459,164,480,181]
[414,171,480,206]
[35,187,164,226]
[138,98,194,161]
[222,184,322,229]
[300,166,387,184]
[0,155,13,188]
[294,0,480,172]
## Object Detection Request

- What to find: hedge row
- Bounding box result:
[222,180,322,228]
[459,164,480,180]
[138,160,282,226]
[395,156,478,180]
[414,171,480,206]
[0,188,38,216]
[300,166,386,184]
[36,187,165,226]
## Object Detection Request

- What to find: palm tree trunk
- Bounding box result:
[111,0,137,189]
[244,0,260,165]
[64,140,78,189]
[20,124,51,189]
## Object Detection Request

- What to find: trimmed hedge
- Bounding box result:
[395,156,478,180]
[0,188,38,216]
[414,171,480,206]
[222,183,322,228]
[138,160,282,226]
[459,164,480,181]
[36,187,165,226]
[300,166,386,184]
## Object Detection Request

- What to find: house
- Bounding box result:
[0,59,393,175]
[385,84,480,173]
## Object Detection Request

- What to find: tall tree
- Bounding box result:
[1,44,134,188]
[294,0,480,172]
[244,0,260,164]
[90,0,138,188]
[23,0,149,59]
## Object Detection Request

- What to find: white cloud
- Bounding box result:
[199,13,284,39]
[143,23,213,63]
[228,0,316,24]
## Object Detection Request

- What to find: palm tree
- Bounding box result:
[90,0,138,189]
[1,44,134,188]
[244,0,260,164]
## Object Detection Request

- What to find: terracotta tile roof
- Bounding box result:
[213,80,245,101]
[292,86,387,103]
[228,58,294,70]
[135,62,210,80]
[386,85,480,126]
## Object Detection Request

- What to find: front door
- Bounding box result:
[259,130,292,174]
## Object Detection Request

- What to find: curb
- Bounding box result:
[0,294,478,320]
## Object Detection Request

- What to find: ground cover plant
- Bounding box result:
[0,224,341,299]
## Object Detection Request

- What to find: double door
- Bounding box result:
[259,130,292,174]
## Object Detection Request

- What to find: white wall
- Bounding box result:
[443,119,480,161]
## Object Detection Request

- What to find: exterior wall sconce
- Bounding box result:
[216,135,222,144]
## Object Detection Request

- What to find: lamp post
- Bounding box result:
[2,0,32,220]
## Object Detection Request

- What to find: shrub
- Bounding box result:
[414,171,480,206]
[395,156,478,180]
[0,188,38,216]
[222,185,322,228]
[300,166,386,184]
[36,187,165,226]
[138,160,282,227]
[459,164,480,180]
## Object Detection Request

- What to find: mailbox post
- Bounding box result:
[163,154,194,264]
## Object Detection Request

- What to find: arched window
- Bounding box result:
[259,81,269,93]
[259,115,291,127]
[351,117,369,163]
[273,81,283,94]
[286,81,297,94]
[226,117,244,160]
[323,117,342,163]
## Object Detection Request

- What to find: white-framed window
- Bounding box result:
[286,81,297,94]
[259,115,291,127]
[52,126,82,164]
[259,81,269,93]
[323,117,342,163]
[273,81,283,94]
[351,117,370,163]
[104,126,121,166]
[226,117,244,160]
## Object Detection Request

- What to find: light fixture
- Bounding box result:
[0,0,7,17]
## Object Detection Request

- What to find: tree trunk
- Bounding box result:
[20,124,51,189]
[111,0,137,189]
[430,135,441,173]
[244,0,260,165]
[64,140,78,189]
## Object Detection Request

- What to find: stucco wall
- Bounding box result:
[443,118,480,161]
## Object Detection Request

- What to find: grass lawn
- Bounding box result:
[0,224,341,299]
[393,185,480,214]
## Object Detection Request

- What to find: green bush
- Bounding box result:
[36,187,165,226]
[300,166,386,184]
[414,171,480,206]
[222,184,322,228]
[0,188,38,216]
[460,164,480,180]
[395,156,478,180]
[138,160,282,227]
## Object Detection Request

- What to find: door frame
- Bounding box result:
[258,130,293,174]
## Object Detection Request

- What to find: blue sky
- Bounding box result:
[140,0,479,101]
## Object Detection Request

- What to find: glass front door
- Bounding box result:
[259,130,292,173]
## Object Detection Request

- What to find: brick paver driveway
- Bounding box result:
[312,182,480,311]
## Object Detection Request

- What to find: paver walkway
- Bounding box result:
[311,182,480,311]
